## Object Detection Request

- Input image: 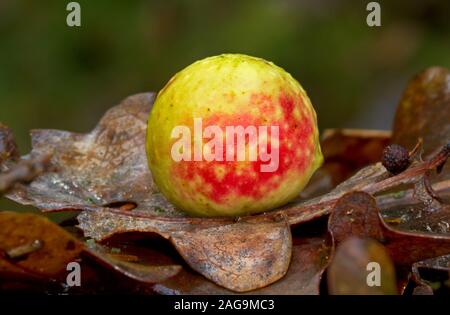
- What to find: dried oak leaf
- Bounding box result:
[380,199,450,235]
[153,234,331,295]
[0,211,84,278]
[0,212,181,287]
[4,93,179,216]
[328,191,385,244]
[392,67,450,156]
[84,242,181,284]
[392,66,450,184]
[328,191,450,266]
[78,210,292,292]
[327,237,397,295]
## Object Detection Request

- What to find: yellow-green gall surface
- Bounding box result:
[147,54,323,217]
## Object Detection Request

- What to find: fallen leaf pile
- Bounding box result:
[0,67,449,294]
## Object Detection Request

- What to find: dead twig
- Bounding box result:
[0,153,53,194]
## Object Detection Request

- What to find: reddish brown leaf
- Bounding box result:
[0,211,183,289]
[79,209,292,292]
[0,211,84,278]
[392,67,450,185]
[170,220,292,292]
[381,201,450,235]
[328,191,384,245]
[328,191,450,266]
[392,67,450,156]
[153,235,331,295]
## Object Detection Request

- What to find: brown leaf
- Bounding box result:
[0,211,84,278]
[381,200,450,235]
[153,234,331,295]
[327,237,397,295]
[79,209,292,292]
[5,93,181,216]
[85,242,182,284]
[392,67,450,156]
[328,191,450,266]
[170,220,292,292]
[0,211,183,289]
[328,191,384,245]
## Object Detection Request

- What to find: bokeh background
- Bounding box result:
[1,0,449,212]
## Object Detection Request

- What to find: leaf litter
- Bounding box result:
[0,67,449,293]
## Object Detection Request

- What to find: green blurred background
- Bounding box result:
[0,0,449,212]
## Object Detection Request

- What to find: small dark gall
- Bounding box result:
[382,144,410,175]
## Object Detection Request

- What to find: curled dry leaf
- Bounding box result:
[328,191,384,245]
[328,191,450,266]
[0,212,182,287]
[284,141,449,227]
[327,237,397,295]
[169,220,291,292]
[376,143,449,236]
[392,67,450,156]
[410,254,450,295]
[79,210,292,292]
[376,144,450,235]
[154,234,332,295]
[392,66,450,185]
[85,242,182,284]
[4,93,180,216]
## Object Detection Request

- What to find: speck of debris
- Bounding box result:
[154,207,165,214]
